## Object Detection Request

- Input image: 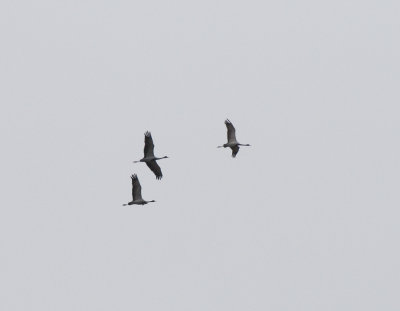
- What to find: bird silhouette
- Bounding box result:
[133,131,168,179]
[217,119,250,157]
[123,174,156,206]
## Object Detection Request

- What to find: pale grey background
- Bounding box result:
[1,0,399,310]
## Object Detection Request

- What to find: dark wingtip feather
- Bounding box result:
[231,145,239,158]
[131,174,139,183]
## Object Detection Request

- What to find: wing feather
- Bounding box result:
[231,145,240,158]
[225,119,237,143]
[131,174,143,200]
[146,160,163,180]
[144,131,155,157]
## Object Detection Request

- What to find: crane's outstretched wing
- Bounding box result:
[231,145,240,158]
[225,119,237,143]
[146,160,163,180]
[131,174,143,200]
[144,131,155,158]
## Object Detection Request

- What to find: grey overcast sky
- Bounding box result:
[1,0,399,310]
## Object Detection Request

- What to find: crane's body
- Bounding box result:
[124,199,151,206]
[136,156,164,163]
